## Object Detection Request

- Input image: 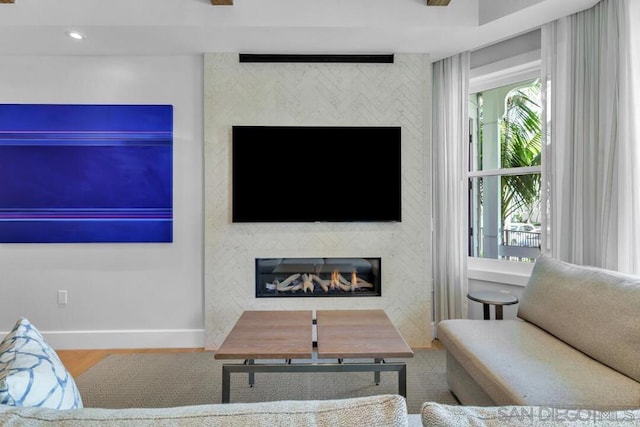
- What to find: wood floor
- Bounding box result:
[57,340,444,378]
[57,348,208,378]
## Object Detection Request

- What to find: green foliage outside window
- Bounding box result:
[500,80,541,224]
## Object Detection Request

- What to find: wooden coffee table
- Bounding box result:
[214,309,413,403]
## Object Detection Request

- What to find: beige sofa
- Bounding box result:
[4,398,640,426]
[438,255,640,409]
[3,394,413,426]
[420,402,640,426]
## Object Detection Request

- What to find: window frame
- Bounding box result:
[467,57,543,281]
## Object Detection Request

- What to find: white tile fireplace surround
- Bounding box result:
[203,53,433,350]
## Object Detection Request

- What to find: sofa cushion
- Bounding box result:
[517,255,640,382]
[0,394,408,427]
[0,317,83,410]
[421,402,640,427]
[437,319,640,408]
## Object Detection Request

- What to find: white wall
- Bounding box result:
[479,0,545,25]
[0,56,205,349]
[203,53,433,350]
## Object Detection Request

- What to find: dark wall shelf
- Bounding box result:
[239,54,394,64]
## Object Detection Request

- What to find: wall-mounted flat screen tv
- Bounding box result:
[232,126,401,223]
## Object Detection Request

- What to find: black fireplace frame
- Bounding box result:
[255,257,382,298]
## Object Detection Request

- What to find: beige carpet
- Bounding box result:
[76,349,458,414]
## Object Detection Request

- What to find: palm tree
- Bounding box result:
[500,81,542,223]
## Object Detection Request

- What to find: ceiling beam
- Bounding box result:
[0,0,16,3]
[427,0,451,5]
[211,0,233,5]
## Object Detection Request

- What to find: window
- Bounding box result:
[468,79,542,263]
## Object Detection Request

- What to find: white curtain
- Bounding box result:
[541,0,640,273]
[618,0,640,273]
[432,52,470,322]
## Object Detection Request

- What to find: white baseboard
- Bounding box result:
[38,329,205,350]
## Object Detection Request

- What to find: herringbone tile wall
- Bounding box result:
[203,53,433,349]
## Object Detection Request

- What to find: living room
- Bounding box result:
[1,0,639,425]
[0,0,624,351]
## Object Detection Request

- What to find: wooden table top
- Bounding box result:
[214,309,413,360]
[316,309,414,359]
[214,310,313,360]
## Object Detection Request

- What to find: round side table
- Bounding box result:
[467,291,519,320]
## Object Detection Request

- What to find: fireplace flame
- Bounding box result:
[331,269,339,289]
[351,271,358,290]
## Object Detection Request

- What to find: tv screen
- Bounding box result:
[232,126,401,222]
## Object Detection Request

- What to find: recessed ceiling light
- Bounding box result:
[66,31,84,40]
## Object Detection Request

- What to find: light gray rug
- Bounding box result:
[76,349,458,414]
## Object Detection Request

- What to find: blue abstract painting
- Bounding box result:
[0,104,173,243]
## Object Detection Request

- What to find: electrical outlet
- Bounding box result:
[57,290,68,305]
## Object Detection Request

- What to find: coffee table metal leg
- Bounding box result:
[222,365,231,403]
[399,363,407,397]
[374,358,382,385]
[221,362,408,403]
[247,359,254,386]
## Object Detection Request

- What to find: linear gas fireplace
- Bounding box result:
[255,257,381,298]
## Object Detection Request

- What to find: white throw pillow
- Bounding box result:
[0,317,83,409]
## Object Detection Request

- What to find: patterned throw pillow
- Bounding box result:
[0,317,83,409]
